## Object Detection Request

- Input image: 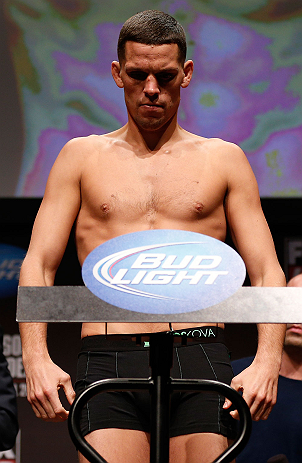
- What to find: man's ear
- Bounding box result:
[181,60,194,88]
[111,61,123,88]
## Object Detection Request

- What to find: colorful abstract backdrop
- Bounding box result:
[2,0,302,197]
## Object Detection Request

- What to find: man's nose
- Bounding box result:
[144,75,159,96]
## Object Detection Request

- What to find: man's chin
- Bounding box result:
[136,110,177,131]
[284,331,302,348]
[137,117,167,131]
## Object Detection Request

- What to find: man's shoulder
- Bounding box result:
[56,134,114,163]
[182,132,243,155]
[203,137,244,156]
[64,133,108,150]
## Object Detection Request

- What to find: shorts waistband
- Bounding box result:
[80,327,225,352]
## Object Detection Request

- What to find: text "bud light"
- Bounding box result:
[82,230,246,314]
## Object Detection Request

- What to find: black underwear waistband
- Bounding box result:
[80,326,225,352]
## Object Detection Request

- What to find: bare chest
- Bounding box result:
[80,153,226,222]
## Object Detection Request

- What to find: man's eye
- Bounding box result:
[157,73,175,82]
[129,71,147,80]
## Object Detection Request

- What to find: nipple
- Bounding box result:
[100,203,110,214]
[195,202,205,213]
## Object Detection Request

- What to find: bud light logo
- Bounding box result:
[82,230,246,314]
[0,244,26,299]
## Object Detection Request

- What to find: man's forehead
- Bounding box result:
[123,41,180,66]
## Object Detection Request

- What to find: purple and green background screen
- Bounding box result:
[3,0,302,197]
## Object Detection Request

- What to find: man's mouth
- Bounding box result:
[287,324,302,334]
[139,104,164,115]
[140,102,163,108]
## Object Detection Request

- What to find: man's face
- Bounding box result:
[284,324,302,349]
[112,41,192,132]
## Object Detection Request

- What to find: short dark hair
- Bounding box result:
[117,10,187,65]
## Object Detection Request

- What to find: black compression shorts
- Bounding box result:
[75,327,236,438]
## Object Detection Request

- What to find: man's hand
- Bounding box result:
[223,359,279,421]
[25,358,75,422]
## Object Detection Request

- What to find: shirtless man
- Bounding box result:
[19,10,286,463]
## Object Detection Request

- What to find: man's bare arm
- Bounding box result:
[19,138,83,421]
[221,141,286,420]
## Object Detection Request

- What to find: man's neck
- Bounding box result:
[279,347,302,380]
[125,113,182,152]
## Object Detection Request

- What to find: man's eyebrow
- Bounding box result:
[125,66,146,72]
[156,67,179,73]
[124,65,179,73]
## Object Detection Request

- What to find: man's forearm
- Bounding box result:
[19,322,50,363]
[18,254,55,363]
[19,321,74,422]
[253,264,286,367]
[255,323,286,368]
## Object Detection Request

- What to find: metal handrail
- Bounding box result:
[171,379,251,463]
[68,377,251,463]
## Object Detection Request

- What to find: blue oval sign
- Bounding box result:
[82,230,246,314]
[0,244,26,299]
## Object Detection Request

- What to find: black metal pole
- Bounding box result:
[149,332,174,463]
[68,333,251,463]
